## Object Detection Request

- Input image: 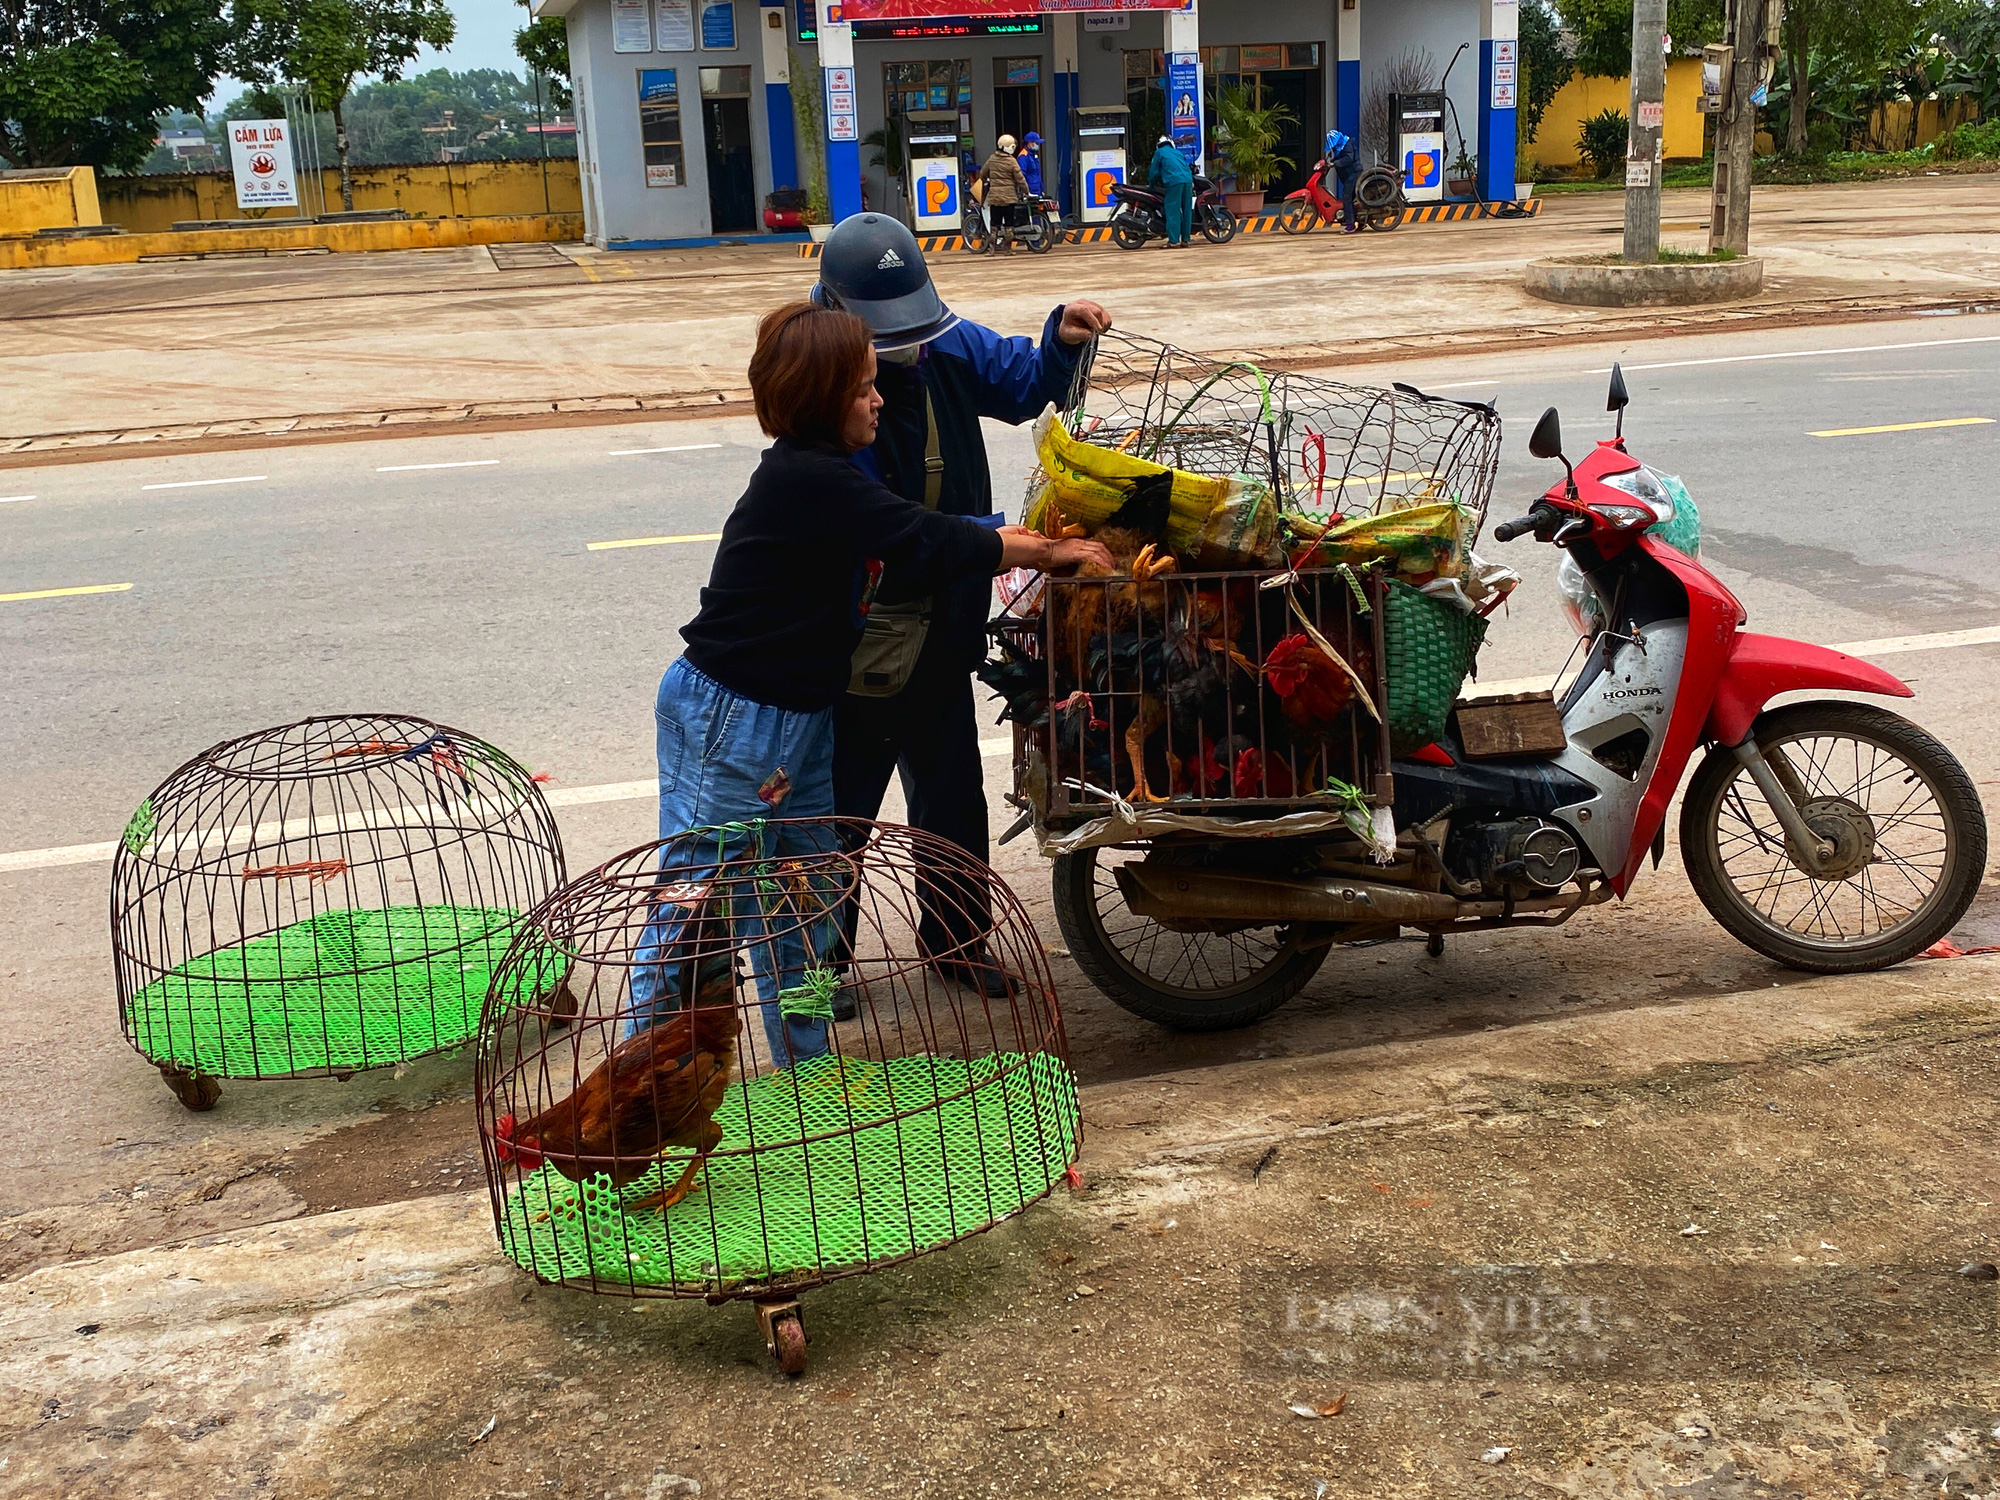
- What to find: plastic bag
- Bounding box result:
[1192,490,1286,570]
[1288,500,1469,581]
[1026,411,1257,555]
[1649,473,1702,558]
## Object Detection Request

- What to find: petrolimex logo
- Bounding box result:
[919,171,957,219]
[1405,148,1440,189]
[1086,166,1125,206]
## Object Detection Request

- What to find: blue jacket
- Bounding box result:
[1020,147,1044,195]
[1148,142,1194,188]
[853,305,1084,668]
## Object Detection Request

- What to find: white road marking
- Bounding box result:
[376,459,503,472]
[1421,379,1500,391]
[1588,334,2000,375]
[140,475,267,491]
[608,443,726,456]
[0,494,32,503]
[8,624,1996,877]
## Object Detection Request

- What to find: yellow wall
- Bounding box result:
[0,166,103,233]
[97,158,582,235]
[1523,59,1706,170]
[0,212,585,270]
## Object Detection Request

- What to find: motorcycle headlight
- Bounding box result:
[1592,501,1657,529]
[1598,466,1675,520]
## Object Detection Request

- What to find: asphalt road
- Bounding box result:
[3,313,1998,1268]
[5,313,1999,856]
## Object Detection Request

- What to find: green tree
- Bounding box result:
[231,0,454,209]
[1564,0,1724,78]
[0,0,234,169]
[513,0,571,111]
[1519,0,1574,143]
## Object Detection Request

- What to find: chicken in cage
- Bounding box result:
[475,819,1079,1376]
[111,714,566,1111]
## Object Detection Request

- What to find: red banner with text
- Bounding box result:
[839,0,1186,16]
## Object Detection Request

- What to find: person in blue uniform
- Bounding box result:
[1147,133,1195,248]
[1325,125,1361,233]
[1019,131,1045,197]
[812,214,1112,1002]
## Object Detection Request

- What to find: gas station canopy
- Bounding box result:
[841,0,1187,14]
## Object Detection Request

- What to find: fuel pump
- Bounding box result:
[903,109,964,234]
[1071,104,1129,226]
[1391,90,1446,203]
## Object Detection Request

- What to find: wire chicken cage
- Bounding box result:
[475,819,1079,1375]
[112,715,566,1111]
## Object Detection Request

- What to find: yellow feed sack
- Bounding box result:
[1027,412,1248,556]
[1292,500,1468,579]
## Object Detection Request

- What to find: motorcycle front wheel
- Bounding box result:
[1109,213,1149,250]
[1679,701,1987,973]
[1277,198,1319,234]
[1050,845,1329,1031]
[1199,206,1239,244]
[960,211,989,253]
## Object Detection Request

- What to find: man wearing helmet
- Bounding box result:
[1019,132,1045,198]
[813,213,1111,999]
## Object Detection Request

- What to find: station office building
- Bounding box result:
[532,0,1525,249]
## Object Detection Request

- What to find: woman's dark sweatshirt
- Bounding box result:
[679,436,1004,711]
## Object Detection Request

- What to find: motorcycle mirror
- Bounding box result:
[1607,362,1629,440]
[1528,406,1564,460]
[1529,405,1578,498]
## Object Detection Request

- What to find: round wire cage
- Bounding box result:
[1039,329,1503,539]
[112,714,567,1107]
[475,818,1080,1308]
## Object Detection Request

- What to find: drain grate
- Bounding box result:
[489,243,575,270]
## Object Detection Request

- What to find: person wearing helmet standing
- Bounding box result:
[980,134,1032,250]
[813,213,1112,1001]
[1324,125,1361,234]
[1148,133,1195,248]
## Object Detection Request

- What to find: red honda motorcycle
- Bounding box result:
[1277,157,1405,233]
[1051,367,1987,1029]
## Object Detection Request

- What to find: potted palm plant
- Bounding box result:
[1215,87,1295,217]
[1447,146,1478,197]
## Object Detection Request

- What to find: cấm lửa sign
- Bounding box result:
[229,119,299,209]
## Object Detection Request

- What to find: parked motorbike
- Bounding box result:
[1107,177,1239,249]
[1051,367,1987,1030]
[1277,157,1406,234]
[961,198,1051,255]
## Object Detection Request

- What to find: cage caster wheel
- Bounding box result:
[1425,933,1445,958]
[755,1298,808,1377]
[159,1064,221,1112]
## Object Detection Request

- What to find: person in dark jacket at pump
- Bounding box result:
[811,213,1113,1004]
[1324,125,1361,233]
[1147,133,1196,247]
[630,300,1110,1063]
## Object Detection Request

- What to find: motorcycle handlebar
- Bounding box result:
[1492,501,1561,543]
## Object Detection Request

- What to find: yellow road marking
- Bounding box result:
[577,258,602,283]
[1,581,132,603]
[1809,417,1994,438]
[586,532,723,551]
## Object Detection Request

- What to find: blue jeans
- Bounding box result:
[1163,181,1194,244]
[626,657,837,1066]
[1332,150,1360,228]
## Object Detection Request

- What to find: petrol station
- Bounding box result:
[533,0,1526,249]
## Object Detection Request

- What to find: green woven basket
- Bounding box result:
[1383,580,1487,754]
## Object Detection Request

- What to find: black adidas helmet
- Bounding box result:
[812,213,959,352]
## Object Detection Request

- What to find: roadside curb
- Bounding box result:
[5,289,1995,471]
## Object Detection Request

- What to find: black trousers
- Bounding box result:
[832,660,993,960]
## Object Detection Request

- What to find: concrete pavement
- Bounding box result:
[5,175,2000,455]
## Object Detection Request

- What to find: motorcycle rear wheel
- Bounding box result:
[1021,219,1053,253]
[1679,701,1986,973]
[1110,214,1149,251]
[1277,199,1319,234]
[1199,206,1239,244]
[1050,845,1328,1031]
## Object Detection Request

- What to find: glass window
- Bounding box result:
[1287,42,1322,69]
[1123,48,1156,81]
[1240,44,1283,71]
[699,66,751,98]
[638,69,684,188]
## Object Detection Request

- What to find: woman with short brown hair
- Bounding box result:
[629,301,1107,1064]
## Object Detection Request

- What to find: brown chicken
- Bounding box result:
[495,886,740,1214]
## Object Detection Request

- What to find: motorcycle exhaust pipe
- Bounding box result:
[1115,863,1464,926]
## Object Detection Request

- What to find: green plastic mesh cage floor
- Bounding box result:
[126,903,526,1076]
[496,1050,1080,1294]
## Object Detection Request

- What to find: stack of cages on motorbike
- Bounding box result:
[990,333,1502,1029]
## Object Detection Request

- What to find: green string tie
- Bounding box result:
[777,966,840,1022]
[121,798,156,856]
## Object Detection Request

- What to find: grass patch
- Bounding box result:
[1655,245,1738,263]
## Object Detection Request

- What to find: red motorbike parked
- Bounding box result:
[1277,157,1406,234]
[1054,367,1986,1029]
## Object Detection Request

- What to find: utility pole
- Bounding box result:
[1709,0,1778,253]
[1623,0,1667,261]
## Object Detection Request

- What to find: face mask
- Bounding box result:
[878,345,921,366]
